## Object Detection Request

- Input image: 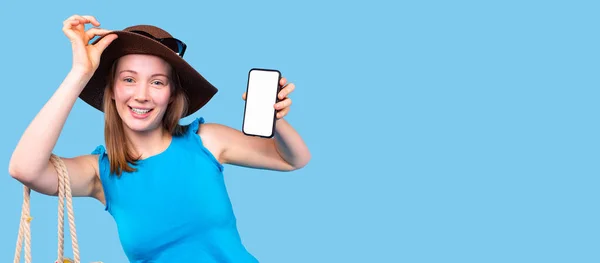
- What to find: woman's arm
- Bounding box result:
[271,118,311,169]
[9,69,101,197]
[200,77,311,171]
[9,15,117,198]
[201,119,310,171]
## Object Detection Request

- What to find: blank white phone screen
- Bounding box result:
[243,70,280,137]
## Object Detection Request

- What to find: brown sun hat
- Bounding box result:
[79,24,218,117]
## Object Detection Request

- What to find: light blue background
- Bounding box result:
[1,0,598,262]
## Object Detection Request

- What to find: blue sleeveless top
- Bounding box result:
[92,117,259,263]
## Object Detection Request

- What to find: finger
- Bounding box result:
[277,107,290,119]
[64,14,89,26]
[63,16,81,29]
[63,15,80,25]
[86,28,113,39]
[93,33,118,52]
[80,15,101,27]
[275,98,292,110]
[279,77,287,87]
[63,22,82,41]
[68,20,81,27]
[278,83,295,99]
[242,92,247,100]
[63,15,89,33]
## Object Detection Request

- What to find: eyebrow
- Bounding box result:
[119,70,169,78]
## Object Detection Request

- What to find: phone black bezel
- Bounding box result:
[241,68,282,138]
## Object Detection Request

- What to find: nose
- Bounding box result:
[134,83,150,102]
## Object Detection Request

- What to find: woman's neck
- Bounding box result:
[124,126,172,160]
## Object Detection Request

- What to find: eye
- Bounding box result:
[152,80,166,86]
[123,77,134,83]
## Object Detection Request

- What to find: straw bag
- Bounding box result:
[13,154,102,263]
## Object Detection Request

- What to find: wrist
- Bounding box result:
[66,68,94,90]
[69,66,95,80]
[274,118,288,137]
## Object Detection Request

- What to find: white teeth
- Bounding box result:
[131,108,151,114]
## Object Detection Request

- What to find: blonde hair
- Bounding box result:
[102,57,189,176]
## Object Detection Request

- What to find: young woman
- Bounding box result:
[9,14,310,262]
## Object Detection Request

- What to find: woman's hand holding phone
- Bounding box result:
[242,76,295,120]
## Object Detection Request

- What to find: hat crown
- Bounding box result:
[123,25,173,38]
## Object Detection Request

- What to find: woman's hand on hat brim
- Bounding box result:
[62,14,118,76]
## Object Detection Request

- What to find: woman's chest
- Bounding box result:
[106,154,236,258]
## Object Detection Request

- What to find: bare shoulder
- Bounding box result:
[195,122,237,163]
[195,121,282,168]
[197,122,239,138]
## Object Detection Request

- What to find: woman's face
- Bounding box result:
[112,54,173,134]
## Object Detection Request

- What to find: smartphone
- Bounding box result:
[242,68,282,138]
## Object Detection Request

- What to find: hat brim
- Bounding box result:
[80,31,217,117]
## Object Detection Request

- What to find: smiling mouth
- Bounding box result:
[129,106,153,114]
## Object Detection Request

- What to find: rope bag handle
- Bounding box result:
[13,154,103,263]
